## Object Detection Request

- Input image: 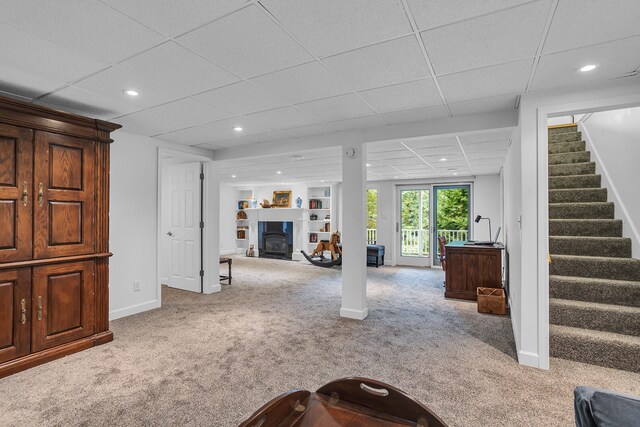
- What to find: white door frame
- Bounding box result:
[157,148,220,302]
[396,185,434,267]
[534,91,640,370]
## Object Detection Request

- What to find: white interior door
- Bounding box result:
[168,162,202,293]
[396,186,433,267]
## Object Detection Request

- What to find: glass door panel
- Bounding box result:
[398,187,432,266]
[433,185,471,266]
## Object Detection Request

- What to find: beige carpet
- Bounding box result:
[1,257,639,426]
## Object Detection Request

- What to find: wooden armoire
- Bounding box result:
[0,96,120,378]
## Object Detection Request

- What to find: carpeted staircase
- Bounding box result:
[548,124,640,373]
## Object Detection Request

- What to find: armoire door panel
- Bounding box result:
[32,261,95,352]
[0,124,33,263]
[0,269,31,364]
[33,132,95,259]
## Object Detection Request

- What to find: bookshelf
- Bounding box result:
[236,189,254,251]
[307,185,332,250]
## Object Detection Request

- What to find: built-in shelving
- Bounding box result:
[307,185,333,249]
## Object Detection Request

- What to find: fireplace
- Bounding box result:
[259,221,294,259]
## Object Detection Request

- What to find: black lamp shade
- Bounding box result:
[474,215,482,223]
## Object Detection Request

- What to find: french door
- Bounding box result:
[397,186,432,267]
[397,184,471,267]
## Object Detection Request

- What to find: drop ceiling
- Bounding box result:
[219,128,512,184]
[0,0,638,157]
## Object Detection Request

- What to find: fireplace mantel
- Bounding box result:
[245,208,308,260]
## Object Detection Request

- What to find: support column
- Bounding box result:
[203,160,221,294]
[340,143,368,319]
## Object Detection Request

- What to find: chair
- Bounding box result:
[438,236,447,271]
[219,257,232,284]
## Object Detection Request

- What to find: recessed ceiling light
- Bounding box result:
[320,180,325,182]
[394,175,399,179]
[579,64,597,72]
[439,158,447,162]
[453,172,459,175]
[366,163,371,167]
[231,175,236,178]
[123,89,139,96]
[276,171,282,174]
[233,126,243,132]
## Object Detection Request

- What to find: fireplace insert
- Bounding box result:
[259,221,294,259]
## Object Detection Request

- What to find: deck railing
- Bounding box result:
[366,228,468,255]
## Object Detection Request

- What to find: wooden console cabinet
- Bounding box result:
[444,241,503,301]
[0,96,120,378]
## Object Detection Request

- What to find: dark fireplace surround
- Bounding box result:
[258,221,294,260]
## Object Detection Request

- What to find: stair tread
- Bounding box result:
[549,236,630,242]
[550,297,640,314]
[550,324,640,345]
[549,201,613,206]
[550,274,640,287]
[551,254,640,263]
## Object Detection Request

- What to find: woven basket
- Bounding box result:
[477,287,506,315]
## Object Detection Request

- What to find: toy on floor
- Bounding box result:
[301,231,342,267]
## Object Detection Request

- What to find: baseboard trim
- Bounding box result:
[220,250,236,256]
[109,299,160,321]
[518,350,540,368]
[340,307,369,320]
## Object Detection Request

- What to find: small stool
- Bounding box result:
[220,257,232,284]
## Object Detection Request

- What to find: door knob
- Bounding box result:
[167,231,174,237]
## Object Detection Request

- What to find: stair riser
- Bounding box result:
[549,132,582,143]
[550,257,640,281]
[550,277,640,308]
[548,141,585,154]
[549,151,591,165]
[549,162,595,177]
[549,220,622,237]
[549,203,614,219]
[549,175,601,189]
[550,330,640,373]
[548,126,578,136]
[549,189,607,203]
[549,238,631,258]
[550,303,640,336]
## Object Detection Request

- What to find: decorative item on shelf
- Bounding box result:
[320,228,325,232]
[260,199,272,208]
[310,233,318,243]
[310,213,318,221]
[272,190,292,208]
[325,214,330,220]
[325,223,330,232]
[246,245,255,257]
[295,196,302,208]
[309,199,323,209]
[249,199,257,209]
[237,229,246,239]
[237,200,249,210]
[236,210,247,220]
[324,188,330,197]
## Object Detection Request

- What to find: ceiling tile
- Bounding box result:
[381,104,450,124]
[421,1,550,75]
[438,59,532,103]
[193,81,289,115]
[38,85,139,119]
[157,116,272,145]
[358,79,442,114]
[245,107,318,130]
[296,94,376,122]
[327,115,389,132]
[119,42,238,96]
[322,36,429,91]
[250,61,351,104]
[449,94,517,116]
[101,0,246,37]
[543,0,640,54]
[459,129,512,144]
[280,124,335,138]
[532,36,640,90]
[74,65,185,110]
[0,23,108,85]
[260,0,412,57]
[176,5,312,78]
[0,64,66,101]
[114,98,233,136]
[407,0,533,31]
[0,0,164,63]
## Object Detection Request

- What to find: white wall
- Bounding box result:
[580,107,640,258]
[473,175,502,242]
[219,184,237,255]
[502,128,522,358]
[109,131,213,320]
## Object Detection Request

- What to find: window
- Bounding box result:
[367,188,377,244]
